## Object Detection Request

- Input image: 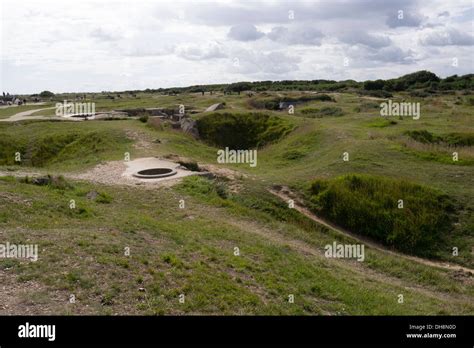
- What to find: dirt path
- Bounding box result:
[269,187,474,275]
[0,107,60,122]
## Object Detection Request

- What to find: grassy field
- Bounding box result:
[0,90,472,315]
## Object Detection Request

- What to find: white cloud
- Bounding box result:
[338,31,391,48]
[1,0,472,94]
[176,42,227,61]
[420,28,474,46]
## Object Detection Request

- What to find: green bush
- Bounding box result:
[196,112,293,149]
[308,174,455,256]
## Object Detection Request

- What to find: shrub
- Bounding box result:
[359,90,393,98]
[363,80,385,90]
[39,90,55,98]
[308,174,455,256]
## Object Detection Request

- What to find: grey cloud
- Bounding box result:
[231,49,300,74]
[228,24,265,41]
[267,26,324,45]
[420,28,474,46]
[368,46,415,64]
[339,31,391,48]
[187,0,421,26]
[386,11,423,28]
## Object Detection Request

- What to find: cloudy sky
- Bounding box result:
[1,0,473,94]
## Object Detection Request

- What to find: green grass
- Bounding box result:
[196,112,294,149]
[0,121,132,170]
[307,174,456,257]
[0,89,472,315]
[0,104,54,119]
[0,175,472,315]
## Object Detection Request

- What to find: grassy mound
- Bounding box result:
[0,123,131,168]
[308,174,456,256]
[196,112,293,149]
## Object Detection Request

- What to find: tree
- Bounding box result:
[363,79,385,90]
[39,90,55,98]
[226,82,252,95]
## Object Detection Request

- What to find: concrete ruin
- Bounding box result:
[204,103,225,112]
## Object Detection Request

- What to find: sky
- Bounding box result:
[1,0,473,94]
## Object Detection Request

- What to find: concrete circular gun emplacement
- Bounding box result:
[133,167,177,179]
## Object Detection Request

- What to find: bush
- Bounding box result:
[359,90,393,98]
[308,174,455,256]
[39,90,55,98]
[363,80,385,90]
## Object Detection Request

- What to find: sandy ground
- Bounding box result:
[70,157,197,187]
[0,157,200,188]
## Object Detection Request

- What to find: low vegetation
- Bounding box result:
[308,174,456,257]
[405,130,474,147]
[196,112,294,149]
[0,122,131,169]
